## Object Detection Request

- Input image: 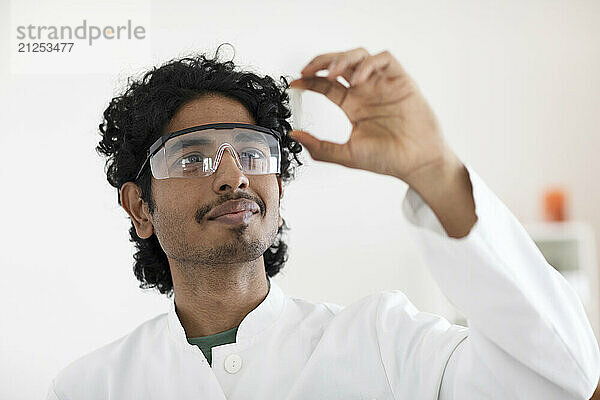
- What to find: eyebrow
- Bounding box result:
[167,131,268,151]
[168,137,213,150]
[234,132,268,144]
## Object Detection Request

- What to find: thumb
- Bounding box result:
[289,130,351,166]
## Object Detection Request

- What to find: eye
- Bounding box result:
[173,153,205,169]
[240,148,265,159]
[182,153,204,164]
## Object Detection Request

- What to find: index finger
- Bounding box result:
[289,76,349,109]
[300,47,370,77]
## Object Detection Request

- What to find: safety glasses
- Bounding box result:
[134,123,282,181]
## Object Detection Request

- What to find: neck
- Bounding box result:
[171,257,270,337]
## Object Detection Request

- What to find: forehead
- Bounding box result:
[164,94,256,133]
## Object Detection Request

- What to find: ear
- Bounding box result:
[277,175,283,229]
[277,175,283,200]
[120,182,154,239]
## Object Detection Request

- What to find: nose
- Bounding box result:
[211,146,249,193]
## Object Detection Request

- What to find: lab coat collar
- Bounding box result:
[167,277,286,349]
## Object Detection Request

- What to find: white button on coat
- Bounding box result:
[46,164,600,400]
[224,354,242,374]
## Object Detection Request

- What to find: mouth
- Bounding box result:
[206,198,261,221]
[209,210,258,224]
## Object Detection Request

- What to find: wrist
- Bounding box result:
[403,153,478,238]
[403,151,463,195]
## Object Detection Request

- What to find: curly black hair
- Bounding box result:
[95,44,304,298]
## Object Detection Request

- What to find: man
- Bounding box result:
[46,46,600,399]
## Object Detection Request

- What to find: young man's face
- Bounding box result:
[128,94,283,267]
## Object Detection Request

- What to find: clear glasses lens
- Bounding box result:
[149,127,280,179]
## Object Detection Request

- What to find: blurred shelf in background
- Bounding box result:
[524,221,600,339]
[443,221,600,340]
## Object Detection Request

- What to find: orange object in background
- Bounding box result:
[543,188,567,221]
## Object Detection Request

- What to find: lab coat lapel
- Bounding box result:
[166,296,228,399]
[165,277,286,399]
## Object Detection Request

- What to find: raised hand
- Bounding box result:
[289,47,459,189]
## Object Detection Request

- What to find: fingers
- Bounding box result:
[289,76,349,108]
[349,50,407,85]
[301,47,370,79]
[300,48,407,88]
[328,58,359,86]
[290,130,352,166]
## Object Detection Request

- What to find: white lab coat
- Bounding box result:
[46,164,600,400]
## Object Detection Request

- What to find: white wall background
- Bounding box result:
[1,0,599,398]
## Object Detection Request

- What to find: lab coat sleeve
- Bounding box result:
[399,163,600,399]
